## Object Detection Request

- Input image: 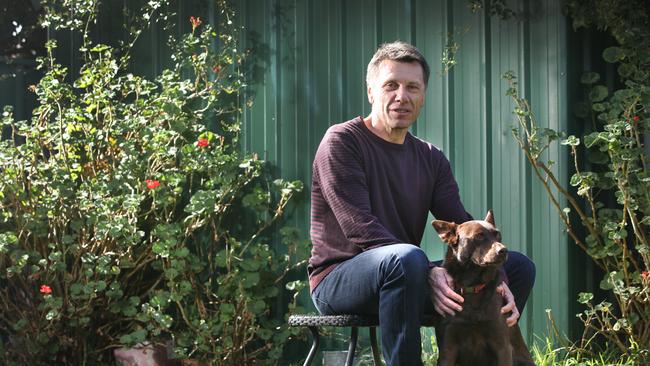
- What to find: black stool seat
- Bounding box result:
[288,314,438,366]
[288,314,380,327]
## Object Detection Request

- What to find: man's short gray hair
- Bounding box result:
[366,41,430,87]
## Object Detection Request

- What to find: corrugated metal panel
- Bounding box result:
[238,0,572,343]
[526,0,572,338]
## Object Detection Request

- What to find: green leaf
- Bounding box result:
[12,319,28,331]
[173,247,189,258]
[251,299,266,314]
[46,310,59,321]
[215,250,229,268]
[95,280,107,292]
[152,242,170,257]
[613,318,628,332]
[602,47,623,63]
[599,272,624,291]
[242,272,260,288]
[617,63,635,78]
[589,85,608,102]
[577,292,593,304]
[122,306,137,317]
[70,283,83,296]
[240,259,260,272]
[560,135,580,146]
[129,296,140,306]
[591,103,606,112]
[584,132,602,148]
[640,216,650,226]
[570,174,582,187]
[580,72,600,84]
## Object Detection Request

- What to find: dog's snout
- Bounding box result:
[492,243,507,259]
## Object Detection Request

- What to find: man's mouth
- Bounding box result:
[391,108,411,114]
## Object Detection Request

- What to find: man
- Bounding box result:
[308,41,535,365]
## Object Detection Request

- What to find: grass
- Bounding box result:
[353,329,643,366]
[530,337,642,366]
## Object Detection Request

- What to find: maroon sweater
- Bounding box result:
[309,117,472,292]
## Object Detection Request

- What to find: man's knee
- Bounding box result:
[383,244,429,278]
[506,251,536,287]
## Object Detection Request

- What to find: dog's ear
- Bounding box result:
[432,220,458,245]
[484,209,495,226]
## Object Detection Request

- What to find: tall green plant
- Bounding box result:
[0,0,306,364]
[502,0,649,359]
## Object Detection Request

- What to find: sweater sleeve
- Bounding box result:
[313,129,400,250]
[430,153,473,224]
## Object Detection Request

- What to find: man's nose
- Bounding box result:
[394,85,409,101]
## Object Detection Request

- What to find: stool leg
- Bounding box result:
[369,327,382,365]
[345,327,358,366]
[303,326,320,366]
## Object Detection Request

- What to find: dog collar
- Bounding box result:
[458,283,487,295]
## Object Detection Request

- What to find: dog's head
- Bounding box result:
[432,210,508,267]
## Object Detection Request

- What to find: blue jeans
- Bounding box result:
[311,244,535,366]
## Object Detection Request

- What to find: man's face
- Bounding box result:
[367,60,426,132]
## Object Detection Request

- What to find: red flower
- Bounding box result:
[633,116,640,122]
[146,179,160,189]
[642,271,649,280]
[40,285,52,294]
[196,138,209,148]
[190,16,202,31]
[212,65,222,74]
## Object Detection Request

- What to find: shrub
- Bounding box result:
[0,0,305,364]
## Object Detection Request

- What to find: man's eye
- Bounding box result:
[384,82,398,90]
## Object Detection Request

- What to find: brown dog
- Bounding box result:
[432,210,534,366]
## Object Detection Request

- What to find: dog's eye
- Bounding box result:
[475,232,484,240]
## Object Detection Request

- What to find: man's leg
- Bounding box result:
[311,244,429,366]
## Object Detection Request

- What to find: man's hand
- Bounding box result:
[496,281,519,327]
[428,267,464,316]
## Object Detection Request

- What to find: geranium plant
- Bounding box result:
[0,0,306,364]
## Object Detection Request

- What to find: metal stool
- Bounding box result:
[288,314,437,366]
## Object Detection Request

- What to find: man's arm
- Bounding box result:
[429,154,473,223]
[313,129,399,250]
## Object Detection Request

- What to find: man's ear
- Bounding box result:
[484,209,495,226]
[367,84,374,104]
[432,220,458,245]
